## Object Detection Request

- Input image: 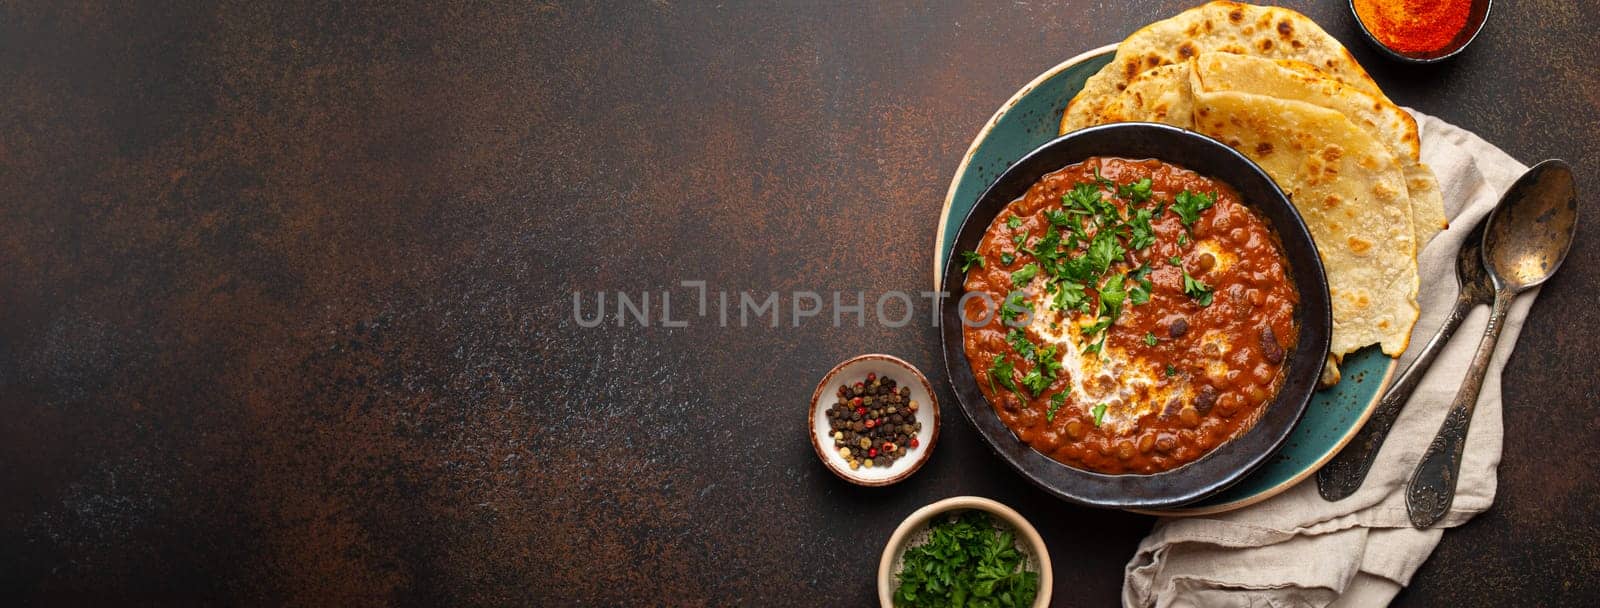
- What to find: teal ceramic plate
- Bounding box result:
[933,45,1398,515]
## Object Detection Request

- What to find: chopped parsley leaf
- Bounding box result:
[1165,364,1177,377]
[1128,264,1153,305]
[1082,333,1107,355]
[1098,272,1127,314]
[1006,216,1023,229]
[959,250,985,272]
[1001,252,1017,265]
[1079,315,1113,337]
[1052,279,1088,312]
[1091,167,1115,190]
[1046,393,1066,422]
[1144,332,1157,346]
[1020,368,1049,396]
[1085,230,1124,276]
[1171,190,1216,226]
[988,355,1017,394]
[1000,291,1033,325]
[1183,271,1214,307]
[1168,255,1183,266]
[1035,343,1062,377]
[1092,403,1108,427]
[1006,328,1035,360]
[1117,177,1153,203]
[1126,208,1156,250]
[1010,262,1040,286]
[1063,183,1103,214]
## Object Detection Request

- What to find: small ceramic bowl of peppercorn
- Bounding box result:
[809,353,940,486]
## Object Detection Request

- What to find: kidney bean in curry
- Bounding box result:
[959,157,1298,475]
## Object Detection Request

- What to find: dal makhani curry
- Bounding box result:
[959,157,1298,475]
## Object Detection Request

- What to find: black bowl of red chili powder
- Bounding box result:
[1351,0,1492,63]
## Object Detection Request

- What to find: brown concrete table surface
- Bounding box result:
[1,1,1597,605]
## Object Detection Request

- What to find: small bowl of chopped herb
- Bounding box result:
[810,354,940,486]
[878,496,1051,607]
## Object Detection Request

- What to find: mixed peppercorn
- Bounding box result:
[825,372,923,470]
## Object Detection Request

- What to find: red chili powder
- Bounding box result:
[1353,0,1472,54]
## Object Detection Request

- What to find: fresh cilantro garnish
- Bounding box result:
[1025,225,1065,273]
[1077,272,1129,356]
[1010,263,1040,286]
[1126,208,1156,250]
[1168,255,1183,266]
[1006,328,1034,361]
[1085,230,1124,276]
[988,355,1017,395]
[1144,332,1157,346]
[1020,368,1049,396]
[1082,333,1107,355]
[1006,216,1023,229]
[1117,177,1153,203]
[1052,279,1087,312]
[1046,393,1066,422]
[1092,403,1108,427]
[959,250,985,272]
[999,291,1032,326]
[1000,252,1016,265]
[1183,271,1214,307]
[1012,233,1026,247]
[1079,315,1113,338]
[1171,190,1216,226]
[1091,167,1115,190]
[892,511,1040,608]
[1178,233,1190,247]
[1056,253,1093,284]
[1128,264,1153,305]
[1034,343,1062,378]
[1098,272,1127,314]
[1165,364,1177,377]
[1065,182,1120,226]
[1005,328,1060,397]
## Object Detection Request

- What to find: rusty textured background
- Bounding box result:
[1,1,1596,605]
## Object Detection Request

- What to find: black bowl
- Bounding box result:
[939,122,1332,509]
[1350,0,1492,64]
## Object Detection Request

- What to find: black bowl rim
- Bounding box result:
[1349,0,1493,64]
[938,122,1333,509]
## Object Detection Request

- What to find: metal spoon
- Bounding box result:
[1406,159,1578,528]
[1316,213,1496,501]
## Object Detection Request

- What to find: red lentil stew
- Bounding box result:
[958,157,1298,475]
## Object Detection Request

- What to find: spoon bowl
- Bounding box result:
[1484,160,1579,291]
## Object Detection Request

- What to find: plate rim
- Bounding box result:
[929,44,1401,515]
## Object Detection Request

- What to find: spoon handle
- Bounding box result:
[1317,294,1478,501]
[1406,291,1514,528]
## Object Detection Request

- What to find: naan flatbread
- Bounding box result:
[1190,90,1420,356]
[1189,53,1446,247]
[1097,63,1194,125]
[1063,1,1386,135]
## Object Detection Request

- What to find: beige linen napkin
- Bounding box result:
[1124,112,1535,608]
